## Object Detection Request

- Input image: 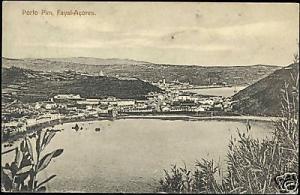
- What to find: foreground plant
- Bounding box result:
[1,129,64,192]
[159,72,299,194]
[158,160,223,193]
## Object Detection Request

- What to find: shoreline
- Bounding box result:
[119,115,280,122]
[2,114,280,144]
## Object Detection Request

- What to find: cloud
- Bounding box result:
[2,2,299,65]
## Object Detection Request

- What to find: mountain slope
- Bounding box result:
[2,67,161,103]
[2,57,280,86]
[232,63,299,116]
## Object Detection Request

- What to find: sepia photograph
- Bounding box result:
[1,1,299,193]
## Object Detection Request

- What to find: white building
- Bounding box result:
[199,99,214,105]
[117,100,135,107]
[44,102,58,110]
[54,94,81,100]
[76,100,99,109]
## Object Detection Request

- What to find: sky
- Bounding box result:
[2,2,299,66]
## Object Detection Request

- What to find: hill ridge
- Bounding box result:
[232,63,299,116]
[2,57,280,86]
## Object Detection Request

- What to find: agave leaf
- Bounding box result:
[44,132,56,147]
[16,165,33,175]
[36,175,56,188]
[37,153,53,173]
[41,130,49,150]
[20,140,26,152]
[36,130,43,153]
[25,138,34,161]
[37,149,63,172]
[52,149,63,158]
[14,148,22,168]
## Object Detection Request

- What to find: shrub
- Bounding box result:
[1,129,64,192]
[158,160,223,193]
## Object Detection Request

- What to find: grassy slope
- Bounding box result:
[2,67,161,103]
[232,63,299,116]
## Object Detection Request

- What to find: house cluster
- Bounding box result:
[146,90,233,113]
[2,78,235,140]
[33,89,233,116]
[151,79,193,90]
[151,79,231,91]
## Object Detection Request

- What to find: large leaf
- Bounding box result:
[41,130,49,151]
[37,149,63,172]
[52,149,63,158]
[25,137,34,161]
[20,140,26,152]
[44,132,56,147]
[14,148,22,168]
[36,130,42,153]
[36,175,56,188]
[16,165,33,175]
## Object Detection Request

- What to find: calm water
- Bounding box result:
[183,86,247,97]
[2,119,274,192]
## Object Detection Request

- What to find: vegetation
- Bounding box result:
[1,129,63,192]
[2,57,279,86]
[159,72,299,193]
[232,63,299,116]
[2,66,161,103]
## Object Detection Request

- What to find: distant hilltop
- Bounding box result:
[43,57,152,66]
[2,57,151,66]
[2,57,282,67]
[2,57,281,86]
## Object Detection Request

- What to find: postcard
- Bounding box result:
[1,1,299,193]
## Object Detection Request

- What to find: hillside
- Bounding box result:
[232,63,299,116]
[2,57,280,86]
[44,57,151,65]
[2,66,161,103]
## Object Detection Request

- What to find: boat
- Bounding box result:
[4,142,13,147]
[72,124,80,131]
[4,144,10,148]
[95,128,101,132]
